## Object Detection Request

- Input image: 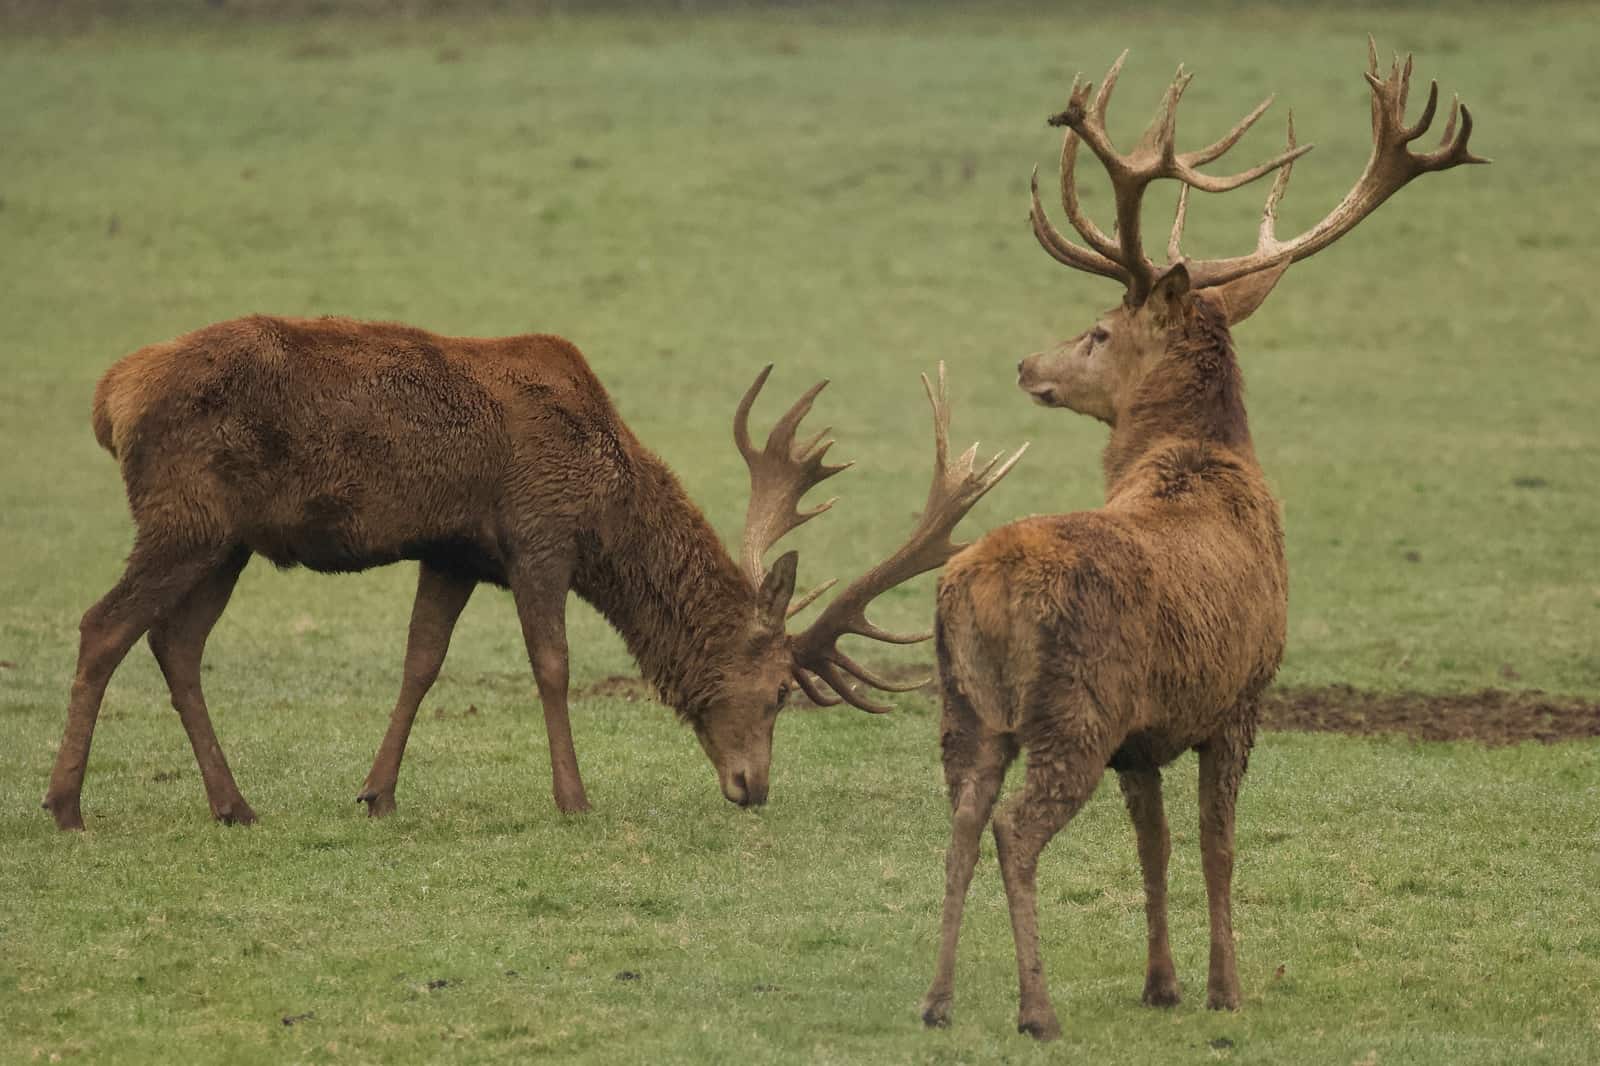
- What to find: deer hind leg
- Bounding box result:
[1118,767,1179,1006]
[147,546,254,826]
[42,538,231,830]
[1197,718,1255,1010]
[508,552,587,815]
[358,563,475,818]
[992,724,1108,1042]
[920,692,1018,1030]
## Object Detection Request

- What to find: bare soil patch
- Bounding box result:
[576,674,1600,746]
[1260,684,1600,746]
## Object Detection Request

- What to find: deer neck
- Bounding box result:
[1100,304,1257,493]
[572,447,755,723]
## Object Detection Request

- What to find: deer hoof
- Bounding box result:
[1206,987,1241,1011]
[215,801,257,827]
[1142,977,1181,1008]
[1017,1011,1062,1042]
[358,791,396,818]
[42,794,85,831]
[555,793,591,815]
[919,994,953,1029]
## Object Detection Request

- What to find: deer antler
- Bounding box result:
[1181,37,1489,288]
[734,364,851,616]
[788,364,1029,713]
[1030,50,1311,305]
[1031,39,1488,301]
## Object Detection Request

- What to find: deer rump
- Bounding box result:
[93,314,629,585]
[936,450,1287,770]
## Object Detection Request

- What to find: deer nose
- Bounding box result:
[745,775,769,807]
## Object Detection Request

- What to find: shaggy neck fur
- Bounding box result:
[1102,298,1255,491]
[573,446,757,724]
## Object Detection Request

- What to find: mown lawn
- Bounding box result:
[1,3,1597,1063]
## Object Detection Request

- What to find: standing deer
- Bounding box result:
[42,311,1024,831]
[920,41,1485,1040]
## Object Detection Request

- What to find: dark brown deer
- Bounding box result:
[42,311,1024,831]
[920,40,1485,1040]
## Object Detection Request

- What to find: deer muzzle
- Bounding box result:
[1017,353,1061,406]
[721,766,770,808]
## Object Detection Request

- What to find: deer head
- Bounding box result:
[694,365,1027,807]
[1018,38,1487,419]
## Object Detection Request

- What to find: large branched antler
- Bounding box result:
[787,364,1028,713]
[1030,49,1311,304]
[1030,38,1487,303]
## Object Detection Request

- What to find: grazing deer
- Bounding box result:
[42,311,1024,831]
[920,41,1485,1040]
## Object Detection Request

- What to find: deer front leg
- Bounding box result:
[358,563,475,817]
[1198,728,1252,1010]
[992,733,1106,1042]
[509,558,588,815]
[921,698,1016,1029]
[1118,767,1179,1006]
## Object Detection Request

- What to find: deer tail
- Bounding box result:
[91,363,126,457]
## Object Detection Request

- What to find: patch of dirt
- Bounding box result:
[1260,685,1600,746]
[575,673,1599,746]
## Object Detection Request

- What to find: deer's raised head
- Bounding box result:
[1019,38,1486,420]
[695,365,1027,807]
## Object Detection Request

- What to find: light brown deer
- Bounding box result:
[42,313,1024,830]
[920,40,1485,1040]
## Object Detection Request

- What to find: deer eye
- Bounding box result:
[1090,326,1110,344]
[776,682,791,707]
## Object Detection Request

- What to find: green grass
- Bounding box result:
[1,4,1597,1063]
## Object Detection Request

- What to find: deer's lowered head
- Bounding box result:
[686,364,1027,807]
[1019,38,1486,431]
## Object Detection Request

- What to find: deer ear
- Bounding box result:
[1146,261,1193,325]
[756,550,799,625]
[1203,259,1291,325]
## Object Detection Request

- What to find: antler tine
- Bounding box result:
[1401,79,1439,144]
[1029,167,1128,281]
[1171,138,1313,194]
[1091,49,1128,123]
[791,667,845,708]
[1257,111,1296,250]
[1168,184,1190,262]
[1438,93,1460,146]
[1138,64,1194,165]
[1367,34,1383,131]
[735,365,852,586]
[784,576,837,620]
[1182,93,1276,167]
[1058,120,1123,262]
[789,363,1027,713]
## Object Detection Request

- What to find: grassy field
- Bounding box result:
[2,3,1597,1063]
